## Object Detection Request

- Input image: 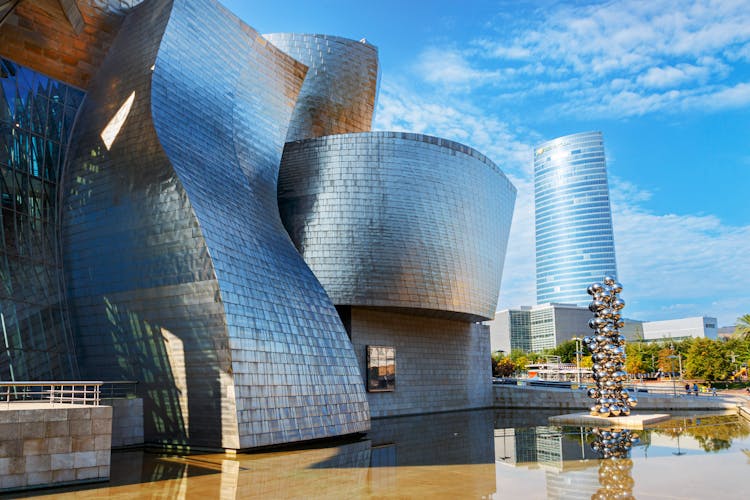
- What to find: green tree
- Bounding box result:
[685,338,733,380]
[625,342,649,375]
[735,314,750,339]
[549,340,578,363]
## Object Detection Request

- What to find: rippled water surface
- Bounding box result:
[18,409,750,499]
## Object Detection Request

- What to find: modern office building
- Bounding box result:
[534,131,617,306]
[490,302,644,353]
[490,303,591,353]
[0,0,516,450]
[641,316,718,343]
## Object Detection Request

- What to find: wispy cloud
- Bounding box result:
[374,81,533,175]
[415,48,500,88]
[610,179,748,325]
[420,0,750,117]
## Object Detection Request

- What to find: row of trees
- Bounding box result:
[492,330,750,382]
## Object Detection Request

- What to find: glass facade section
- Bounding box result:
[530,307,555,351]
[534,131,617,306]
[0,58,82,380]
[509,310,531,352]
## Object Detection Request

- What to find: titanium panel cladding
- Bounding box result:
[263,33,379,141]
[63,0,368,450]
[279,132,517,322]
[534,131,618,306]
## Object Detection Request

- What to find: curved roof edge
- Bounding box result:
[285,130,516,192]
[263,32,378,52]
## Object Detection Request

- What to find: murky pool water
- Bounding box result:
[14,409,750,499]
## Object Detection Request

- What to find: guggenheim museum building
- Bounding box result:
[0,0,516,450]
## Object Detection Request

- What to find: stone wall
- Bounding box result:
[0,404,112,491]
[103,398,143,448]
[350,308,493,417]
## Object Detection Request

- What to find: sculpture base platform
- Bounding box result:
[548,412,671,429]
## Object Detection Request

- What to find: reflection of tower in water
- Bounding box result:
[590,428,639,500]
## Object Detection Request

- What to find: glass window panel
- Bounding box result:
[0,123,10,165]
[32,96,48,135]
[367,345,396,392]
[47,99,64,142]
[43,140,59,181]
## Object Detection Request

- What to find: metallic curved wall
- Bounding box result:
[278,131,517,322]
[534,131,618,306]
[263,33,378,142]
[63,0,368,450]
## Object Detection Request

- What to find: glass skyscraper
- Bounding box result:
[534,131,617,305]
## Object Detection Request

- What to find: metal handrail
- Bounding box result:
[100,380,139,399]
[0,381,103,406]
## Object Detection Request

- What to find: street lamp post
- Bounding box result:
[667,354,680,396]
[572,337,582,385]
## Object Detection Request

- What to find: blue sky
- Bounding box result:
[224,0,749,326]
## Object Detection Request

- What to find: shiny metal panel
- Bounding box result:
[534,131,617,306]
[63,0,369,450]
[278,131,517,322]
[263,33,379,141]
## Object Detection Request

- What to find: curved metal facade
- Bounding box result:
[534,131,617,306]
[263,33,378,142]
[278,132,517,322]
[62,0,368,450]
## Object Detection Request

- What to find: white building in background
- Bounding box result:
[489,304,716,353]
[641,316,718,342]
[490,303,593,353]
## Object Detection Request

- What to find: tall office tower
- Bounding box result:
[534,131,617,305]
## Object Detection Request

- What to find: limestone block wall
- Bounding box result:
[0,405,112,492]
[102,398,144,448]
[349,308,492,417]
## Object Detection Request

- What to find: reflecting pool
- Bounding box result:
[15,409,750,499]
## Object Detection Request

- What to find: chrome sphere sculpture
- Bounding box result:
[584,276,637,417]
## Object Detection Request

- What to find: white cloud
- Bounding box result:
[610,179,748,326]
[373,81,533,175]
[637,64,711,89]
[463,0,750,117]
[415,48,500,89]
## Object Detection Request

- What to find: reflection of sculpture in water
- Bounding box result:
[584,276,638,417]
[590,427,639,500]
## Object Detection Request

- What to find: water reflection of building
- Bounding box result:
[495,425,642,499]
[370,409,495,467]
[495,426,598,468]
